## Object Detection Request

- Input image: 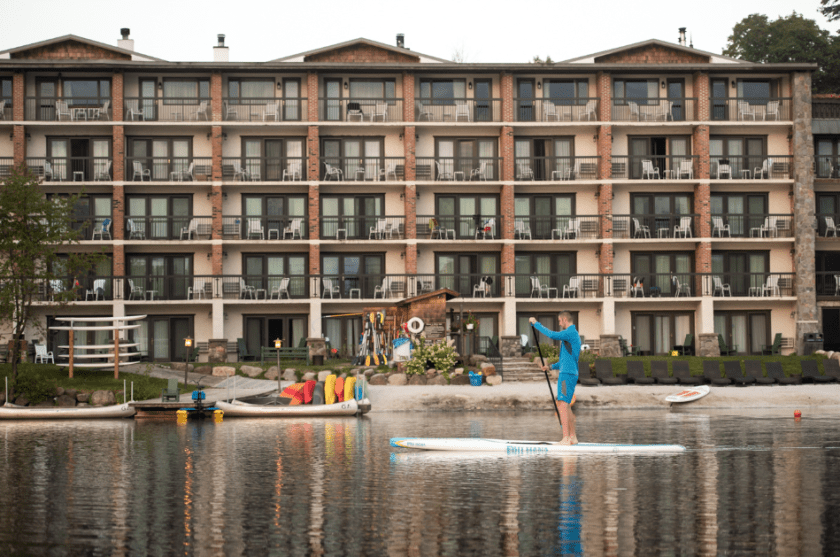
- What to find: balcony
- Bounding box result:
[513,156,599,181]
[321,216,404,240]
[815,155,840,179]
[813,100,840,119]
[0,157,13,179]
[319,157,406,181]
[709,98,791,121]
[125,216,212,241]
[710,156,791,180]
[318,98,403,122]
[611,98,696,122]
[816,272,840,297]
[222,215,307,240]
[415,215,504,240]
[613,273,793,298]
[125,157,213,181]
[0,97,10,120]
[25,157,113,182]
[613,214,700,240]
[816,213,840,238]
[513,98,599,123]
[221,157,305,182]
[610,155,698,180]
[415,98,502,122]
[222,98,307,122]
[509,273,606,298]
[414,157,502,181]
[24,97,112,122]
[123,98,211,122]
[710,214,793,238]
[39,277,115,302]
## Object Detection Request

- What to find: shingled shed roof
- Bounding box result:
[396,288,460,306]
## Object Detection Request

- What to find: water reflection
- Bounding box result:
[0,411,838,555]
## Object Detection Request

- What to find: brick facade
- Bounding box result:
[304,44,418,64]
[403,126,416,181]
[12,126,25,165]
[501,244,515,274]
[112,244,124,277]
[309,244,320,275]
[694,183,711,238]
[403,183,416,240]
[404,244,417,275]
[211,244,223,276]
[692,125,710,179]
[598,183,613,240]
[112,185,124,241]
[694,72,709,121]
[210,185,223,240]
[402,72,414,122]
[210,72,222,121]
[211,126,223,180]
[695,241,711,274]
[307,126,319,180]
[11,40,131,60]
[500,126,514,181]
[307,72,318,122]
[112,72,123,122]
[308,184,320,240]
[596,45,709,64]
[501,73,513,122]
[597,72,611,122]
[501,184,514,239]
[112,125,124,183]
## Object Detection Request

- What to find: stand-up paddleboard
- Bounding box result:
[390,438,686,453]
[665,385,710,403]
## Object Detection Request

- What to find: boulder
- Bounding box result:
[480,363,496,376]
[171,362,194,373]
[826,351,835,359]
[302,372,317,381]
[264,368,278,380]
[76,393,89,403]
[90,390,116,406]
[55,386,65,396]
[426,368,438,377]
[317,370,333,382]
[470,354,488,366]
[486,375,503,386]
[833,352,840,362]
[283,369,297,381]
[240,365,263,378]
[212,366,236,377]
[14,396,29,406]
[64,389,78,400]
[388,373,408,386]
[450,375,472,385]
[35,400,54,407]
[453,367,465,375]
[815,350,826,356]
[369,373,388,385]
[408,375,427,386]
[364,369,375,378]
[77,402,89,407]
[427,375,448,386]
[56,394,77,407]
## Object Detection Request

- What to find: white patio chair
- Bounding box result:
[633,218,650,238]
[270,277,291,299]
[754,158,773,180]
[417,102,434,121]
[516,162,534,181]
[232,161,250,182]
[674,216,692,238]
[371,101,388,122]
[374,277,389,299]
[49,279,64,301]
[42,161,55,182]
[283,217,303,240]
[34,344,54,364]
[91,218,111,240]
[246,218,264,240]
[190,100,209,121]
[580,99,598,121]
[125,101,144,121]
[642,159,660,179]
[563,218,580,240]
[127,279,145,300]
[95,100,110,120]
[434,160,453,181]
[454,100,470,122]
[127,218,145,240]
[631,277,645,297]
[323,162,343,181]
[240,278,256,299]
[563,276,580,298]
[55,100,73,121]
[530,275,548,298]
[713,276,732,297]
[760,216,779,238]
[132,161,151,181]
[737,100,757,121]
[653,100,673,121]
[223,100,237,120]
[263,100,280,122]
[379,160,398,181]
[678,159,693,179]
[717,163,732,180]
[763,275,780,297]
[473,277,489,298]
[171,162,194,182]
[764,100,781,121]
[0,100,5,120]
[835,275,840,297]
[180,218,198,240]
[475,218,495,240]
[86,279,106,301]
[369,218,389,240]
[628,101,640,121]
[188,277,207,299]
[513,219,531,240]
[470,161,489,181]
[712,216,730,237]
[94,160,112,181]
[543,101,561,122]
[826,216,839,238]
[322,278,340,299]
[283,161,302,181]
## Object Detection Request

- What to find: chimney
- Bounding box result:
[396,34,405,49]
[678,28,687,47]
[214,34,229,62]
[117,28,134,52]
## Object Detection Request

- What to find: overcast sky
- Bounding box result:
[1,0,835,63]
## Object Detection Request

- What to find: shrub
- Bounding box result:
[428,341,457,376]
[14,372,56,404]
[404,337,428,375]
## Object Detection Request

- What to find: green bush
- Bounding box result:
[538,343,559,367]
[405,337,429,375]
[14,371,56,404]
[428,341,457,376]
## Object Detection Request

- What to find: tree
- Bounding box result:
[723,12,839,93]
[819,0,840,22]
[0,166,104,391]
[531,55,554,64]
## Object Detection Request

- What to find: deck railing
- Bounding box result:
[221,157,306,181]
[24,97,112,121]
[415,98,502,122]
[222,215,308,240]
[125,157,213,181]
[513,156,599,181]
[709,155,792,179]
[414,157,502,181]
[318,98,403,122]
[709,97,791,121]
[123,97,212,122]
[610,155,699,180]
[513,98,599,122]
[611,97,697,122]
[222,97,307,121]
[25,157,113,182]
[318,157,406,181]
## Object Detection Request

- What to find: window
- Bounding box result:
[631,193,693,237]
[715,311,769,355]
[514,137,575,181]
[322,253,384,298]
[283,78,301,120]
[737,80,776,103]
[241,137,304,180]
[349,79,395,99]
[514,194,574,239]
[614,79,658,104]
[710,193,767,237]
[162,79,209,104]
[627,136,691,179]
[435,138,497,180]
[243,194,307,239]
[227,79,274,100]
[712,251,769,297]
[631,252,694,297]
[514,252,576,297]
[544,80,589,104]
[816,251,840,295]
[321,194,384,239]
[321,137,385,180]
[816,138,840,178]
[323,316,362,358]
[1,77,11,111]
[436,194,498,239]
[47,137,111,181]
[243,254,307,299]
[128,137,192,180]
[51,255,113,300]
[632,312,693,355]
[127,195,192,240]
[126,254,192,301]
[710,136,766,179]
[70,195,111,240]
[419,79,466,104]
[62,79,110,105]
[436,253,499,297]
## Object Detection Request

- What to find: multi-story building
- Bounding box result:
[0,29,817,362]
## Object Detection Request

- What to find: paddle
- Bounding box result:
[531,324,563,430]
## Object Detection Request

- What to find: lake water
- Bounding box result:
[0,409,838,556]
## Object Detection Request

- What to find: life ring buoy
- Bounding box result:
[406,317,425,334]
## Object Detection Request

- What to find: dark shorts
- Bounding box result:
[556,373,578,404]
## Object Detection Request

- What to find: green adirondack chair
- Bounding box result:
[673,333,694,355]
[718,334,737,356]
[762,333,782,356]
[238,338,255,361]
[161,378,179,402]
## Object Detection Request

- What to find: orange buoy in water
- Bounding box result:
[794,409,802,419]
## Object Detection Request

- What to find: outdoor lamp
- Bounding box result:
[184,336,192,387]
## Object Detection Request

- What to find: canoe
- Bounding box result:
[216,398,370,417]
[0,402,136,419]
[390,438,686,454]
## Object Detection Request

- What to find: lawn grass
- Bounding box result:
[189,358,388,381]
[592,354,826,378]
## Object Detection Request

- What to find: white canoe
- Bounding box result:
[390,438,686,454]
[216,398,366,417]
[0,402,135,420]
[665,385,711,403]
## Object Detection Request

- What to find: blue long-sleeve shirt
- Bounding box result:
[533,322,581,376]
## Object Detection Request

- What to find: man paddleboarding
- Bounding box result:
[530,312,581,445]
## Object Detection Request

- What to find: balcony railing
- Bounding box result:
[318,98,403,122]
[125,157,213,181]
[414,215,504,240]
[705,272,794,298]
[0,98,10,120]
[38,276,116,302]
[710,98,791,121]
[222,215,308,240]
[513,156,599,181]
[513,98,599,122]
[813,100,840,119]
[710,156,792,179]
[816,272,840,297]
[123,215,212,241]
[318,157,406,181]
[610,155,698,180]
[709,214,793,238]
[815,155,840,179]
[508,273,606,298]
[612,214,700,239]
[25,157,113,182]
[123,97,211,122]
[24,97,112,121]
[221,157,305,181]
[611,98,697,122]
[415,98,502,122]
[222,97,307,122]
[816,213,840,238]
[321,216,405,240]
[0,157,14,179]
[414,157,502,181]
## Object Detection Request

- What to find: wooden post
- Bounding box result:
[114,329,120,379]
[68,328,74,379]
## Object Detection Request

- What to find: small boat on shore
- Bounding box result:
[390,438,686,454]
[0,402,136,420]
[216,398,370,417]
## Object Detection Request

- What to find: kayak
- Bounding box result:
[390,437,686,453]
[0,402,135,420]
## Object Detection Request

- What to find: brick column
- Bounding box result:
[307,72,318,122]
[112,185,124,240]
[501,184,514,239]
[695,241,712,297]
[402,72,414,122]
[12,126,25,166]
[112,72,123,122]
[307,126,319,180]
[501,73,513,122]
[12,73,24,121]
[211,126,223,180]
[308,184,319,240]
[597,71,611,122]
[598,183,613,240]
[112,125,125,182]
[210,72,222,121]
[404,184,416,240]
[501,244,515,275]
[500,126,514,181]
[598,242,614,276]
[694,71,709,121]
[695,183,710,238]
[210,185,223,240]
[211,244,223,275]
[309,244,320,276]
[405,244,417,274]
[597,125,612,179]
[113,244,125,277]
[404,126,416,181]
[692,125,710,180]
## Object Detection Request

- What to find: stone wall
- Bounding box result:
[599,335,621,358]
[501,336,520,359]
[208,339,228,363]
[697,333,720,357]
